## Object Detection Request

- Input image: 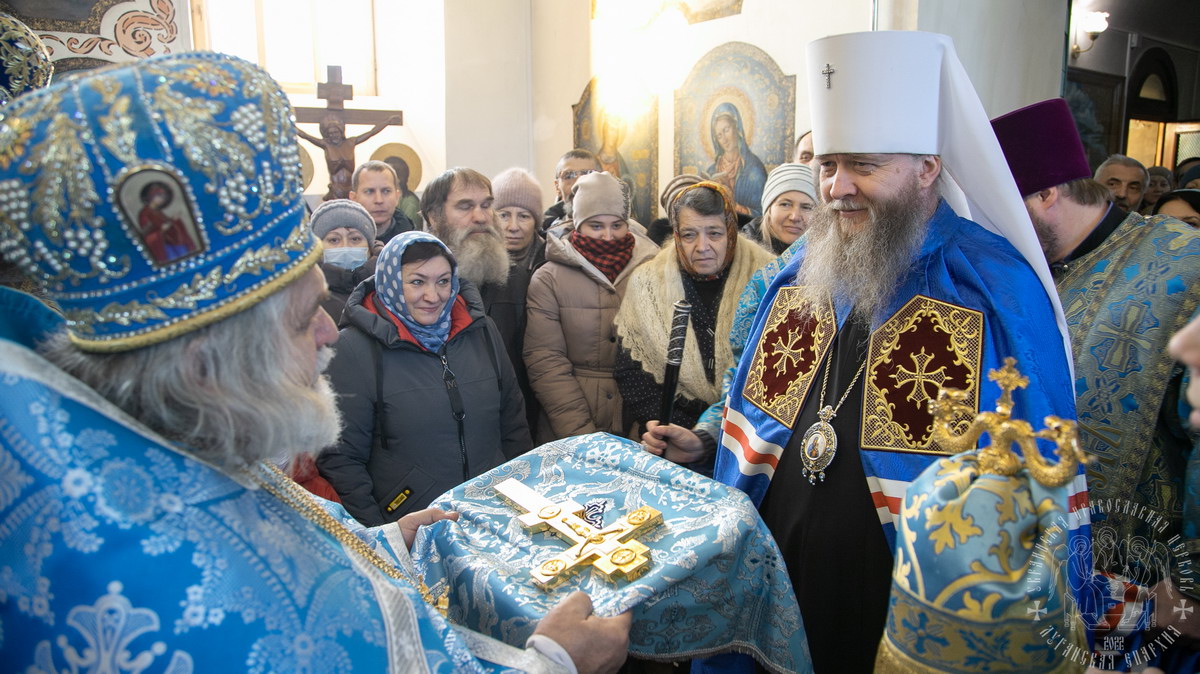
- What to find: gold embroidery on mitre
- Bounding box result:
[862,295,983,454]
[743,286,837,428]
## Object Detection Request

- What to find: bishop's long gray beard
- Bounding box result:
[796,181,931,328]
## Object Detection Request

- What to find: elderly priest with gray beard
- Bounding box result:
[0,53,629,673]
[645,31,1090,673]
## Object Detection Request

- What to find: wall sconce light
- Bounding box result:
[1071,11,1109,58]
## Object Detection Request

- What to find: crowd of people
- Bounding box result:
[5,13,1200,674]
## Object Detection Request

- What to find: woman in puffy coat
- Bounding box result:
[523,171,658,443]
[318,231,531,525]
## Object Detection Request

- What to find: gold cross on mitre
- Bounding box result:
[494,478,662,589]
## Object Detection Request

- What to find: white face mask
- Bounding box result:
[323,246,368,270]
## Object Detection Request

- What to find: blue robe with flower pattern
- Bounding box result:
[0,287,563,673]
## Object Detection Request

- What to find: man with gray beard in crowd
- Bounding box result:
[421,167,536,412]
[645,32,1077,672]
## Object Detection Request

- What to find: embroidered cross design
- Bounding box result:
[1094,302,1154,371]
[892,348,948,404]
[770,328,807,375]
[822,63,836,89]
[495,479,661,588]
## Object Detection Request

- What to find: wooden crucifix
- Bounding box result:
[495,478,662,589]
[295,66,403,200]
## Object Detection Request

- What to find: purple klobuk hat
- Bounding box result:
[991,98,1092,198]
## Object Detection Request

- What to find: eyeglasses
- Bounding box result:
[559,169,596,181]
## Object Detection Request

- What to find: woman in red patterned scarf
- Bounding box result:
[523,172,659,443]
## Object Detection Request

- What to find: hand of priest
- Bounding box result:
[642,421,706,465]
[398,508,460,550]
[533,591,632,673]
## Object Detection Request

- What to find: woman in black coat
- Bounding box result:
[318,231,531,525]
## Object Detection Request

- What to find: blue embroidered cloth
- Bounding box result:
[0,287,563,673]
[411,433,812,673]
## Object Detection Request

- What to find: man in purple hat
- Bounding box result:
[994,98,1200,667]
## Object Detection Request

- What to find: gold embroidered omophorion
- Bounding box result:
[862,295,983,453]
[743,286,837,428]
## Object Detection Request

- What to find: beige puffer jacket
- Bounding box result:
[523,224,660,443]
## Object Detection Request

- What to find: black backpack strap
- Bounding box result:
[371,338,388,453]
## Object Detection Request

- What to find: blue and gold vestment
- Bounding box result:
[714,200,1090,670]
[1057,211,1200,670]
[1059,212,1200,562]
[0,288,564,673]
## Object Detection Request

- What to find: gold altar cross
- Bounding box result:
[494,478,662,588]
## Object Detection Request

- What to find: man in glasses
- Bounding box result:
[544,148,602,230]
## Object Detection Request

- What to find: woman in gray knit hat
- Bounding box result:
[491,168,546,273]
[741,163,817,255]
[311,198,377,323]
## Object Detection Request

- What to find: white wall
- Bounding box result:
[445,0,535,178]
[530,1,592,205]
[917,0,1069,117]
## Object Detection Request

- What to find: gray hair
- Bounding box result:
[1095,154,1148,186]
[39,279,340,469]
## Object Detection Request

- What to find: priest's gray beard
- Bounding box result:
[433,219,511,287]
[797,180,931,327]
[40,283,342,469]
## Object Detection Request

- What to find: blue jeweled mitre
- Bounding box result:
[0,51,316,351]
[0,13,52,107]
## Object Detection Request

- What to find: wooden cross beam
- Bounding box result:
[494,478,662,589]
[294,65,404,126]
[317,65,352,110]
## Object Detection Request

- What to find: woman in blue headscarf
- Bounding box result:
[706,102,768,218]
[318,231,531,526]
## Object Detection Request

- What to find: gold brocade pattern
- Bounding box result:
[1058,213,1200,562]
[743,286,836,428]
[65,242,319,352]
[863,295,983,453]
[0,17,53,106]
[885,451,1087,672]
[875,598,1081,673]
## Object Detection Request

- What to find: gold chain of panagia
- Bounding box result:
[816,353,869,417]
[252,462,407,581]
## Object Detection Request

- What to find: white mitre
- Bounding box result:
[806,30,1072,373]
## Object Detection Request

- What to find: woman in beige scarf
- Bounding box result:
[613,181,772,445]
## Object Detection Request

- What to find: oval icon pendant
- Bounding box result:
[801,408,838,484]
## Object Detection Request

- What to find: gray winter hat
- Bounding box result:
[761,163,816,214]
[310,199,377,246]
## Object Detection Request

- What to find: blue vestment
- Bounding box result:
[713,201,1090,670]
[0,288,563,673]
[1058,211,1200,671]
